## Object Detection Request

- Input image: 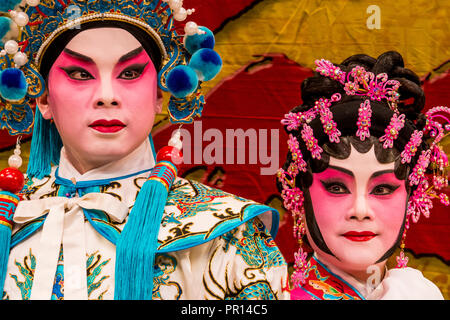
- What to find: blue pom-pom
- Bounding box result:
[184,26,215,55]
[166,65,199,99]
[0,17,12,46]
[189,48,222,82]
[0,0,22,12]
[0,68,28,102]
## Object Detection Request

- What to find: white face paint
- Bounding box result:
[39,28,161,174]
[306,145,407,278]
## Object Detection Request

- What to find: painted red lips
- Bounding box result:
[89,119,126,133]
[342,231,377,242]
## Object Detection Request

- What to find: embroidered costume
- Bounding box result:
[290,255,443,300]
[3,141,288,300]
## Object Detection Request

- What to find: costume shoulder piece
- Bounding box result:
[157,177,279,253]
[13,172,279,254]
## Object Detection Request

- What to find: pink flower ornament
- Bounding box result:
[396,251,409,268]
[356,100,372,141]
[407,182,433,223]
[315,59,346,83]
[281,187,304,214]
[401,130,423,164]
[291,247,308,287]
[301,124,323,159]
[315,59,401,112]
[439,193,449,206]
[379,113,405,149]
[408,149,431,186]
[287,134,307,172]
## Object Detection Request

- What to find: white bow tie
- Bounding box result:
[13,192,129,300]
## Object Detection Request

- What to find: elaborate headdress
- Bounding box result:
[277,52,449,287]
[0,0,222,299]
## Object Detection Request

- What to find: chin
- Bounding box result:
[337,248,384,271]
[317,242,382,271]
[81,144,135,164]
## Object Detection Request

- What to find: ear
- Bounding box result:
[155,88,163,114]
[36,90,53,120]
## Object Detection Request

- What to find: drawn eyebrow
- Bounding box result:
[63,48,94,63]
[63,47,144,64]
[118,46,144,63]
[328,165,354,177]
[370,169,395,179]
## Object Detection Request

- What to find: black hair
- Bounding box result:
[278,51,428,262]
[39,20,163,80]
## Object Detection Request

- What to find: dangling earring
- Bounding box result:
[0,136,24,293]
[9,136,23,170]
[0,136,25,194]
[291,203,309,288]
[396,212,410,268]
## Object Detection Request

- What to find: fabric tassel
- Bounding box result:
[0,191,20,295]
[114,159,178,300]
[27,109,63,179]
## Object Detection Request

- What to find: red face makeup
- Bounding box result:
[305,145,407,276]
[43,28,161,173]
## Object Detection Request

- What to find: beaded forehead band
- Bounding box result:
[0,0,223,135]
[278,58,449,285]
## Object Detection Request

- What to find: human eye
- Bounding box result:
[60,66,94,81]
[118,62,148,80]
[320,180,350,194]
[370,184,400,196]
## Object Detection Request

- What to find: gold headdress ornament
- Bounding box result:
[0,0,223,135]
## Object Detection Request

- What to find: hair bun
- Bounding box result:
[299,51,425,123]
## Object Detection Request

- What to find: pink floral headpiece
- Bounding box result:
[278,59,449,278]
[315,59,401,111]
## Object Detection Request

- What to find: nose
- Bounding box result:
[348,192,373,221]
[94,77,120,108]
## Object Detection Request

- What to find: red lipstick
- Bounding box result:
[343,231,377,242]
[89,119,126,133]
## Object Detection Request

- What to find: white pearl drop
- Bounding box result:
[169,130,183,150]
[14,51,28,67]
[184,21,198,36]
[26,0,41,6]
[173,8,187,21]
[4,40,19,55]
[14,12,29,27]
[8,154,22,169]
[169,0,183,10]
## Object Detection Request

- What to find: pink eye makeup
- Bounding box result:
[316,166,354,195]
[369,183,401,196]
[368,171,403,197]
[117,62,149,80]
[59,66,95,81]
[319,180,351,194]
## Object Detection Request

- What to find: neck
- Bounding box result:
[64,147,118,175]
[58,139,155,181]
[346,262,387,284]
[315,252,387,284]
